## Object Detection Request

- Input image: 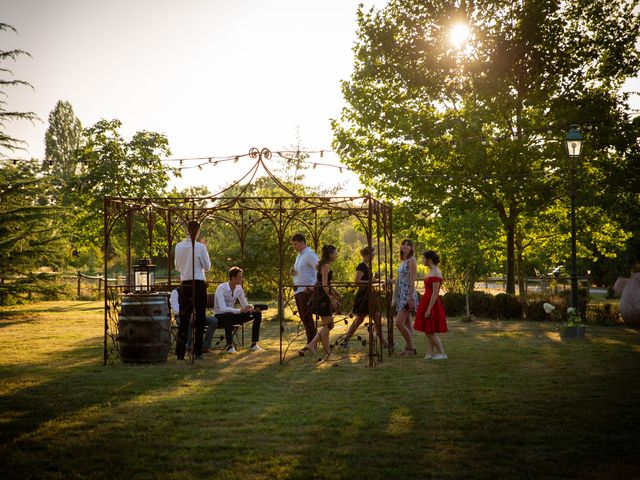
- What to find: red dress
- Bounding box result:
[414,276,447,334]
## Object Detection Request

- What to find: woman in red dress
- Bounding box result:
[414,250,448,360]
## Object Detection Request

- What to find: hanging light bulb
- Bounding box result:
[179,159,183,166]
[234,156,239,163]
[320,150,324,158]
[313,163,317,169]
[481,137,487,146]
[208,157,212,163]
[198,165,203,171]
[452,141,457,149]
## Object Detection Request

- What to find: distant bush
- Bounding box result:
[442,292,466,317]
[586,303,623,325]
[495,293,523,319]
[468,291,496,318]
[524,301,549,322]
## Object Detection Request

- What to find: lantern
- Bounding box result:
[133,258,155,291]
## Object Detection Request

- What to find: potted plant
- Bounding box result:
[544,303,587,340]
[560,307,587,340]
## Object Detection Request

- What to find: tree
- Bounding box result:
[0,23,39,157]
[72,119,175,252]
[44,100,83,184]
[333,0,640,293]
[0,162,70,303]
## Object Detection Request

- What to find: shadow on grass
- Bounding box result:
[2,307,640,479]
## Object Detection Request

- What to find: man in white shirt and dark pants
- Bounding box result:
[291,233,318,344]
[214,266,263,353]
[174,220,211,360]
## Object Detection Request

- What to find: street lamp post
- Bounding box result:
[564,124,583,310]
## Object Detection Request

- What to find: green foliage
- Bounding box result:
[43,100,83,183]
[494,293,523,320]
[72,119,175,251]
[586,303,623,326]
[524,301,549,322]
[417,208,502,296]
[0,23,39,156]
[332,0,640,294]
[0,162,68,278]
[442,291,466,317]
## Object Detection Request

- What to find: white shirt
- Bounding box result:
[169,288,180,316]
[174,238,211,281]
[214,281,249,315]
[293,246,318,294]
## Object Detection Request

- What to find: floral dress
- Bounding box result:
[396,260,418,313]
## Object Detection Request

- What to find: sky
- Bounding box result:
[0,0,390,195]
[2,0,639,196]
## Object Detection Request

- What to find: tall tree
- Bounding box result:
[333,0,640,293]
[0,23,39,157]
[73,119,175,251]
[44,100,83,183]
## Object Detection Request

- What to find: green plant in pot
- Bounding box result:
[560,307,587,340]
[544,303,587,340]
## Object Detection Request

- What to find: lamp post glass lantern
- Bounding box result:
[564,124,583,310]
[133,258,155,292]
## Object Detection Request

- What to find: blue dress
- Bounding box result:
[396,260,418,313]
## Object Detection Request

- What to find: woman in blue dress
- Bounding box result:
[395,239,418,356]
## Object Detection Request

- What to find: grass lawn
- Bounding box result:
[1,301,639,479]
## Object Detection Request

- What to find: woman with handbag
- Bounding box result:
[341,246,387,348]
[299,245,340,359]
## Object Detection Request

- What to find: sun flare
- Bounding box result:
[449,23,471,48]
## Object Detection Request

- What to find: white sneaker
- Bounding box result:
[249,344,263,352]
[226,346,237,354]
[432,353,448,360]
[424,353,433,360]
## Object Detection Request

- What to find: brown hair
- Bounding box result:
[228,266,243,280]
[290,233,306,243]
[399,239,414,260]
[360,246,375,257]
[317,245,337,271]
[187,220,200,241]
[423,250,440,265]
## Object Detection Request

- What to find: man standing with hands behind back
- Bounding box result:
[291,233,318,344]
[174,220,211,360]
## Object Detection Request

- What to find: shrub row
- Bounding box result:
[442,291,523,319]
[441,289,620,324]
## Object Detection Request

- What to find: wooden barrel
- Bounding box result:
[118,292,171,363]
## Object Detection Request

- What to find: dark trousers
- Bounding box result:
[176,280,207,358]
[295,289,317,344]
[216,310,262,348]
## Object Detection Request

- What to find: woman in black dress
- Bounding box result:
[300,245,339,358]
[341,246,386,348]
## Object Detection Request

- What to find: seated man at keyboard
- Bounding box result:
[213,266,263,354]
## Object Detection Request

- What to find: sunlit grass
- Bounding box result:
[1,301,639,479]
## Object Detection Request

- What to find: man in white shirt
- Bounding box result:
[174,220,211,360]
[170,287,217,352]
[290,233,318,343]
[214,266,263,353]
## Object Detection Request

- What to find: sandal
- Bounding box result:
[400,348,417,356]
[298,345,317,357]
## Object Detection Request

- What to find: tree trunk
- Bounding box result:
[465,269,471,318]
[506,219,516,294]
[516,233,527,302]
